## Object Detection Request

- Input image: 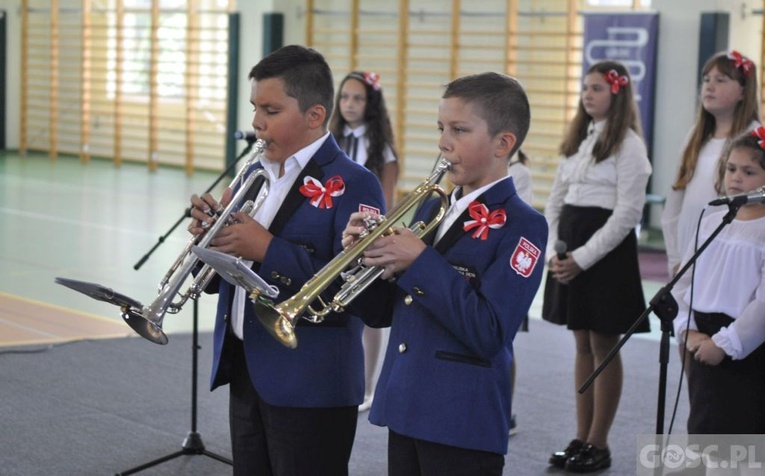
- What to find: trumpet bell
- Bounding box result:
[121,309,168,345]
[253,301,298,349]
[54,277,169,344]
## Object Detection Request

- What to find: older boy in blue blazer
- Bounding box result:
[344,72,547,475]
[189,45,385,476]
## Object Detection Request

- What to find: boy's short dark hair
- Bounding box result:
[443,72,530,157]
[249,45,335,127]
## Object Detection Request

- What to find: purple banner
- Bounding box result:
[583,13,659,155]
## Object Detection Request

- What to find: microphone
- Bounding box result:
[234,130,258,143]
[554,240,568,261]
[708,189,765,206]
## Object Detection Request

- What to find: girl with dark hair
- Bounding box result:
[673,128,765,438]
[330,71,399,412]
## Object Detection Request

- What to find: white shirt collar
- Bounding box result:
[343,124,366,138]
[259,132,329,181]
[450,175,508,207]
[588,120,606,136]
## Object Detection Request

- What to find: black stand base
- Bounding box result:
[115,301,233,475]
[115,431,232,476]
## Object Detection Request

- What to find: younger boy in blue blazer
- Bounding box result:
[344,72,548,475]
[189,45,385,476]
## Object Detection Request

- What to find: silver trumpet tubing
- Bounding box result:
[252,156,451,349]
[57,139,270,345]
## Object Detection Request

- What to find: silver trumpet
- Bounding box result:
[57,139,270,344]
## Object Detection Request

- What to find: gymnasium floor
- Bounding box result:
[0,151,229,347]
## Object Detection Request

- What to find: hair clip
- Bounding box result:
[728,50,755,75]
[750,126,765,149]
[604,70,629,94]
[363,72,382,91]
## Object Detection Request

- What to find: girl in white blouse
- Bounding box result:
[661,51,760,276]
[672,128,765,435]
[329,71,400,413]
[543,61,652,473]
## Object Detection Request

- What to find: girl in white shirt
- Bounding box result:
[543,61,652,473]
[506,149,532,435]
[672,128,765,435]
[661,51,760,276]
[329,71,399,412]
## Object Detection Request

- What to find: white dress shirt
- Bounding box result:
[230,132,329,339]
[544,121,652,270]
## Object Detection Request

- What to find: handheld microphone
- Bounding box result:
[234,130,258,143]
[554,240,568,261]
[708,188,765,207]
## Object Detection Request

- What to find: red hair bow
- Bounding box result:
[751,127,765,150]
[299,175,345,209]
[604,69,629,94]
[463,202,507,240]
[728,50,755,75]
[363,72,382,91]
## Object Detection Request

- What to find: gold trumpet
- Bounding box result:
[252,157,451,349]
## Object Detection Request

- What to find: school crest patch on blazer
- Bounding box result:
[510,237,540,278]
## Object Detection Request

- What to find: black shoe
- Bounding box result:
[548,439,584,469]
[508,414,518,436]
[565,443,611,473]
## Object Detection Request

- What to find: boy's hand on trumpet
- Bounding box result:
[188,188,273,262]
[341,211,377,249]
[188,188,233,235]
[342,211,427,280]
[210,213,272,262]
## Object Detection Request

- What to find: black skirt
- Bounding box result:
[686,312,765,434]
[542,205,649,334]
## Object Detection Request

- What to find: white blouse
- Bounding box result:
[661,121,760,275]
[671,210,765,360]
[544,121,652,270]
[342,124,396,168]
[508,160,532,205]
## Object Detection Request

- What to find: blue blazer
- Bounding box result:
[362,177,548,454]
[209,135,385,408]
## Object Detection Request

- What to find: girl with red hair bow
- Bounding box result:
[662,50,761,278]
[330,71,400,413]
[543,60,651,472]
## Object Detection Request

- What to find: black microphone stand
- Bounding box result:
[132,140,255,271]
[579,202,742,435]
[116,143,256,475]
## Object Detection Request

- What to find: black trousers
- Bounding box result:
[228,337,358,476]
[388,429,504,476]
